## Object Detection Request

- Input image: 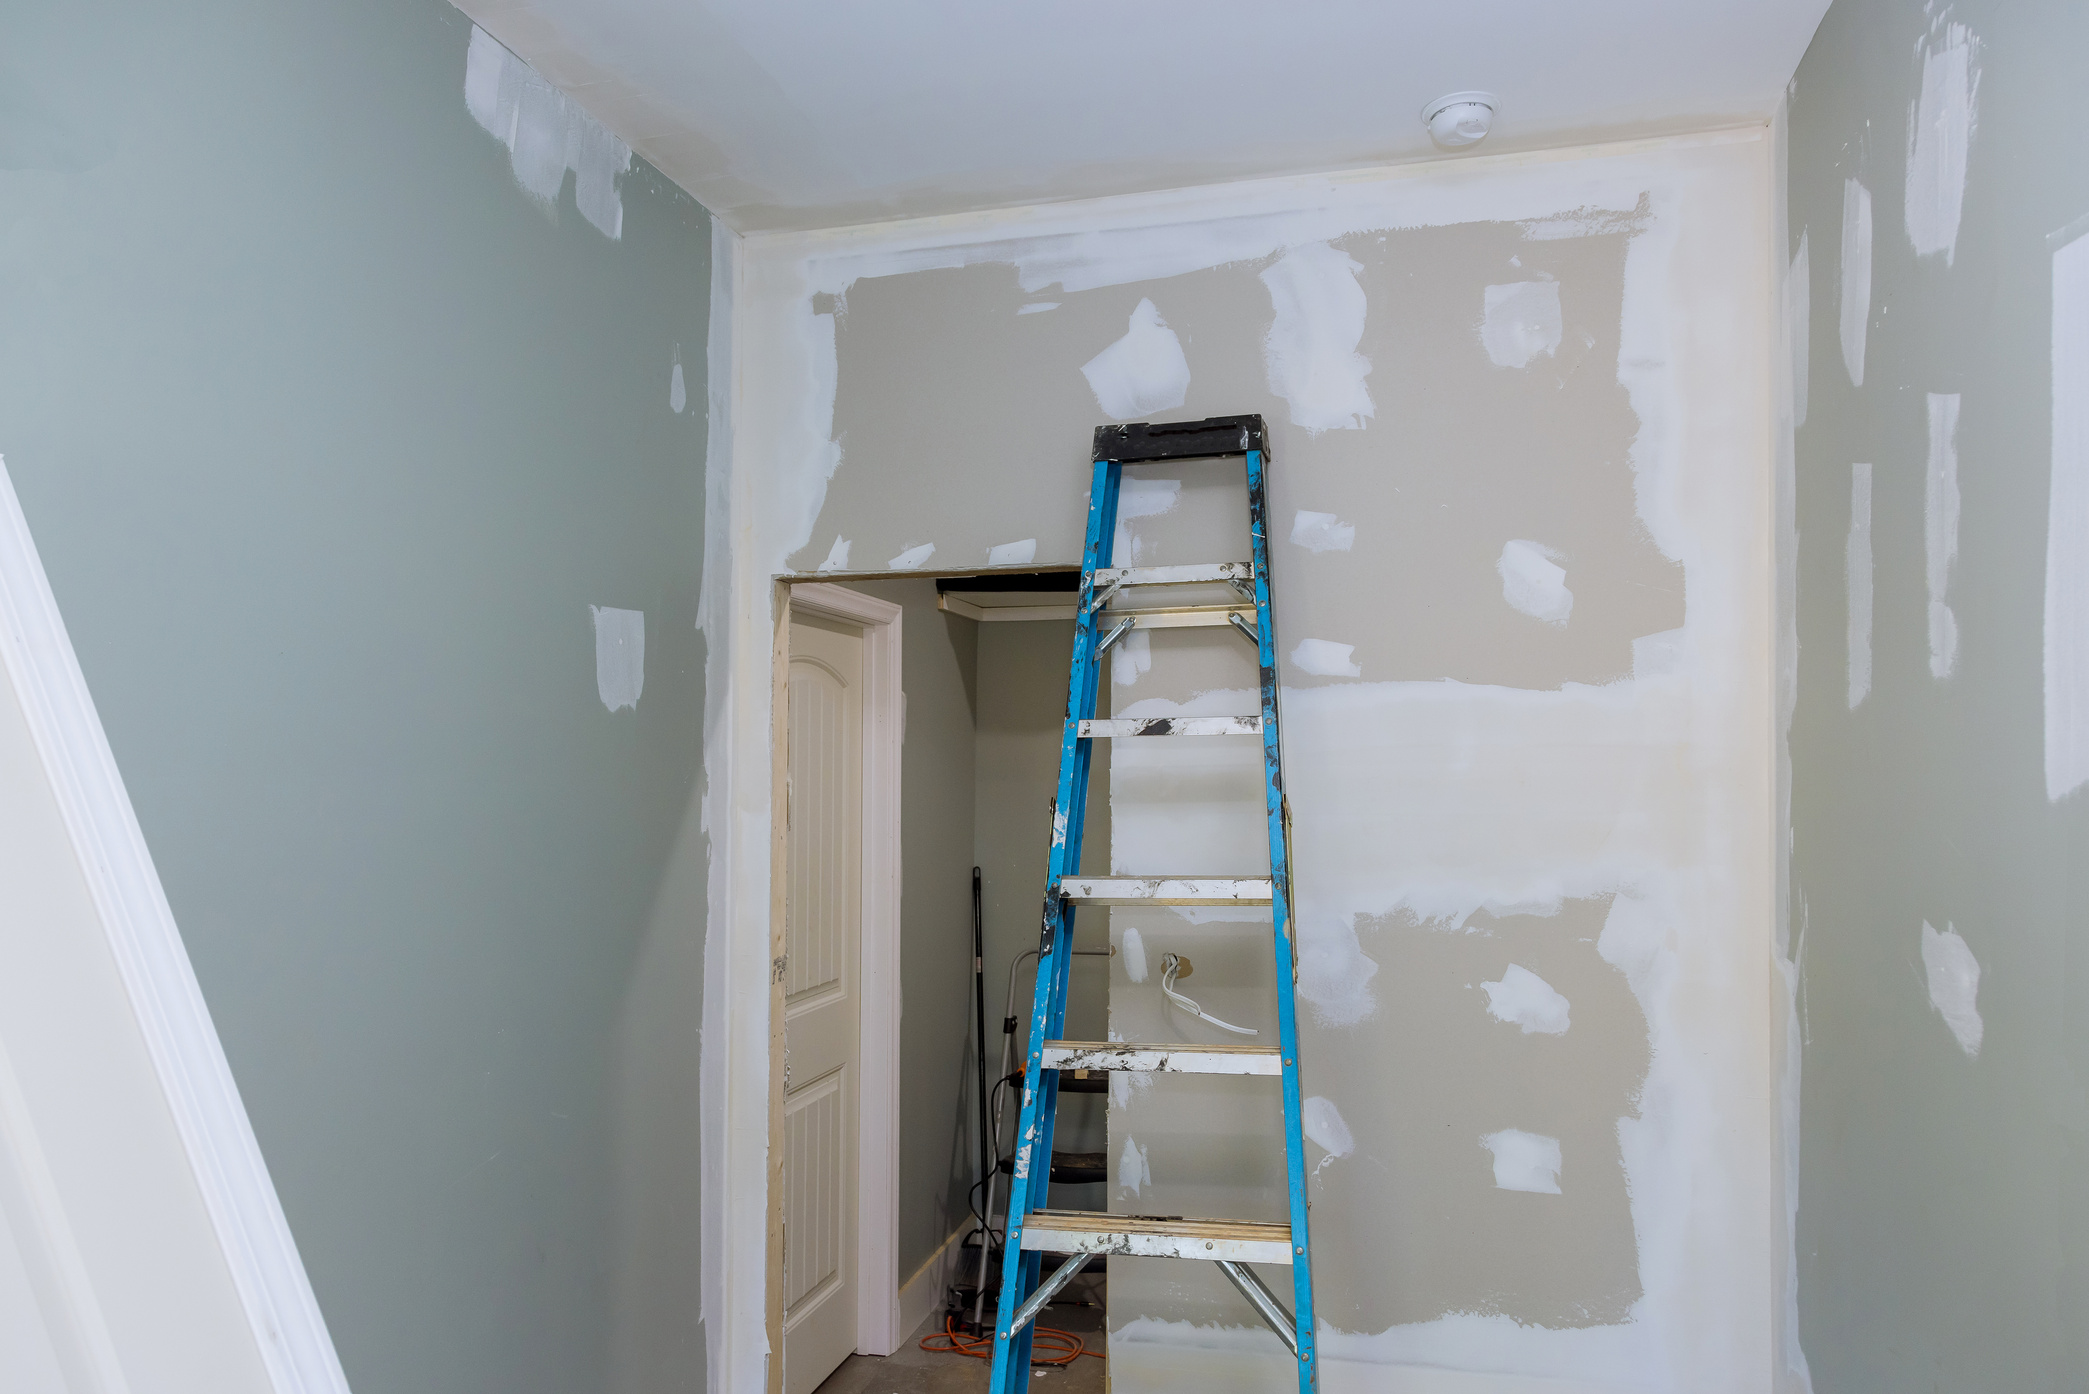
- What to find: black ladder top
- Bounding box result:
[1093,413,1267,464]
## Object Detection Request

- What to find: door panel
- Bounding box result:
[782,611,863,1394]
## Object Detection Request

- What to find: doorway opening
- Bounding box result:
[773,570,1110,1394]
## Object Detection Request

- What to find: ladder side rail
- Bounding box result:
[989,458,1120,1393]
[1245,447,1319,1392]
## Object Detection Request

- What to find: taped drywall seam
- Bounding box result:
[1906,22,1979,265]
[1840,180,1872,388]
[1925,393,1961,679]
[464,26,631,239]
[1790,232,1810,429]
[1847,463,1873,709]
[696,217,744,1394]
[2047,222,2089,801]
[0,457,352,1394]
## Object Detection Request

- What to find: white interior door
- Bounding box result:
[783,610,864,1394]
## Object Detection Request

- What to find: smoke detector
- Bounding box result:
[1423,92,1496,148]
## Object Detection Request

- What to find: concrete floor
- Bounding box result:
[812,1277,1106,1394]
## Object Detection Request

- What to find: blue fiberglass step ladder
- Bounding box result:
[988,414,1318,1394]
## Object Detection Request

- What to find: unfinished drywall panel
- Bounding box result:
[1786,0,2089,1385]
[0,3,712,1391]
[719,131,1777,1393]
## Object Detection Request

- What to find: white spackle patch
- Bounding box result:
[1290,510,1355,553]
[2050,226,2089,801]
[1790,231,1810,429]
[818,536,851,572]
[1081,298,1190,420]
[1113,476,1182,565]
[1906,23,1979,265]
[1260,242,1375,432]
[1289,638,1360,678]
[1117,1136,1151,1197]
[1111,627,1152,688]
[1847,463,1874,709]
[1497,540,1573,625]
[464,26,631,239]
[1302,1096,1354,1177]
[1481,964,1571,1034]
[590,606,644,712]
[987,538,1038,567]
[1018,301,1060,314]
[888,542,935,570]
[1921,921,1984,1057]
[1120,927,1148,984]
[1481,1129,1563,1194]
[1480,281,1563,369]
[1632,627,1686,682]
[1926,393,1962,679]
[1840,179,1873,388]
[670,349,687,414]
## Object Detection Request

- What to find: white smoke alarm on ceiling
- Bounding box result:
[1423,91,1497,148]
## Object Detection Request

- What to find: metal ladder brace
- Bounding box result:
[988,414,1318,1394]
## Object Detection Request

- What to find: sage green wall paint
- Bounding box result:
[0,3,710,1391]
[1788,0,2089,1385]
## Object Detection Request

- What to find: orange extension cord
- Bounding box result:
[920,1315,1105,1366]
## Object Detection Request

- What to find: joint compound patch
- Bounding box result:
[2050,225,2089,800]
[1082,298,1190,420]
[818,536,851,571]
[591,606,644,712]
[1290,510,1356,553]
[1481,281,1563,369]
[464,26,630,239]
[888,542,935,569]
[1926,393,1962,679]
[1481,964,1572,1034]
[987,538,1038,567]
[1840,179,1873,387]
[1261,242,1374,432]
[1302,1096,1354,1177]
[1906,22,1979,264]
[1482,1129,1563,1194]
[1848,463,1875,709]
[670,348,687,413]
[1921,921,1984,1057]
[1497,540,1573,625]
[1117,1136,1151,1197]
[1289,638,1360,678]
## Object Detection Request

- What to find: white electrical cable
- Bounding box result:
[1159,952,1257,1035]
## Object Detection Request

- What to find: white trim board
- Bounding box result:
[0,457,350,1394]
[785,583,906,1358]
[895,1223,973,1344]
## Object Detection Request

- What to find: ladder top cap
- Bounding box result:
[1093,414,1267,464]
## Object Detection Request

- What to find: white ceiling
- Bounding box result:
[456,0,1830,233]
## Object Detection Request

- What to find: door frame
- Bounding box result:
[774,581,905,1375]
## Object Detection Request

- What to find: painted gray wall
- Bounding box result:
[1787,0,2089,1385]
[0,3,710,1391]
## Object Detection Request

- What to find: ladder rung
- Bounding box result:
[1092,563,1251,587]
[1042,1041,1282,1075]
[1077,716,1261,737]
[1099,603,1254,630]
[1057,877,1272,906]
[1020,1211,1293,1264]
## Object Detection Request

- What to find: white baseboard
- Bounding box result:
[893,1222,975,1345]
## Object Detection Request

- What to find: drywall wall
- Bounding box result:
[1786,0,2089,1385]
[714,130,1781,1393]
[973,619,1112,1196]
[0,4,711,1392]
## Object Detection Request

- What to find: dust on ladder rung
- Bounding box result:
[1042,1041,1282,1075]
[1019,1211,1294,1265]
[1077,716,1262,737]
[1056,876,1273,905]
[1091,562,1253,588]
